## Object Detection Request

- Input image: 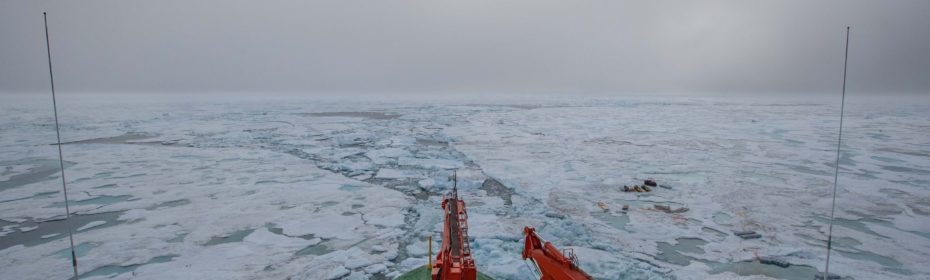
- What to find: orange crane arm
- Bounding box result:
[522,227,592,280]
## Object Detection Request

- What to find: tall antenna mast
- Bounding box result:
[824,26,850,280]
[452,170,458,199]
[43,12,80,279]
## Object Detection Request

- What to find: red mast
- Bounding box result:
[432,172,477,280]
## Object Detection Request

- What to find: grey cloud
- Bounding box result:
[1,0,928,95]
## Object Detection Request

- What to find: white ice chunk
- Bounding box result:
[18,226,37,232]
[365,207,407,228]
[388,136,416,146]
[326,266,350,280]
[398,257,427,272]
[364,263,387,274]
[405,241,427,257]
[374,168,416,179]
[418,178,435,188]
[332,148,365,159]
[280,213,363,240]
[343,271,369,280]
[118,209,147,223]
[344,257,372,270]
[365,148,411,164]
[339,160,374,172]
[398,157,464,169]
[244,228,320,248]
[77,221,107,231]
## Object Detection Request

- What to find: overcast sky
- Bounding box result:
[1,0,928,96]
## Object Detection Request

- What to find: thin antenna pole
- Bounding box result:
[452,170,458,199]
[43,12,80,279]
[824,26,850,280]
[428,235,433,269]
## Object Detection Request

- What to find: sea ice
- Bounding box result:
[1,96,927,279]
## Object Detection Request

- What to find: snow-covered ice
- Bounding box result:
[1,95,928,279]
